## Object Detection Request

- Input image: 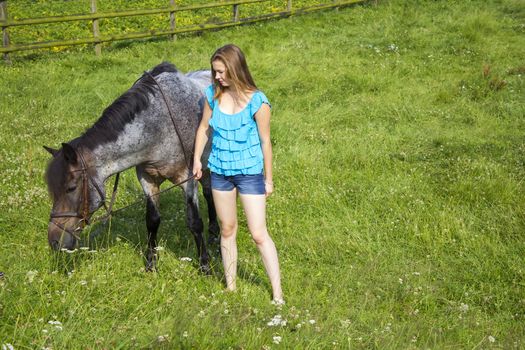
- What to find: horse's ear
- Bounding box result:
[43,145,59,157]
[61,143,78,165]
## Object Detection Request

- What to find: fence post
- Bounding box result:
[90,0,101,56]
[233,4,239,22]
[169,0,176,41]
[0,0,11,63]
[287,0,292,12]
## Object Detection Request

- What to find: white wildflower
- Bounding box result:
[459,303,469,313]
[2,344,14,350]
[388,43,399,52]
[398,278,403,284]
[26,270,38,283]
[340,319,351,328]
[488,335,495,343]
[180,257,192,262]
[157,334,168,343]
[309,319,316,325]
[48,320,62,325]
[267,314,287,327]
[182,331,188,338]
[79,280,87,286]
[154,246,164,252]
[273,335,282,344]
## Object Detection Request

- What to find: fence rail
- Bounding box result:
[0,0,369,59]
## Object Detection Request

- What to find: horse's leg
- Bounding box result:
[200,169,220,244]
[136,166,163,272]
[181,176,211,274]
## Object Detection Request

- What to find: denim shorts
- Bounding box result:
[211,172,265,195]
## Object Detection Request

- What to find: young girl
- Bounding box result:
[193,44,284,304]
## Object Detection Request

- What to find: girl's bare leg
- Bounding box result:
[240,194,283,301]
[212,188,238,291]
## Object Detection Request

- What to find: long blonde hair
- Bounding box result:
[210,44,257,100]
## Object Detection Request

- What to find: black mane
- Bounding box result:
[79,62,178,150]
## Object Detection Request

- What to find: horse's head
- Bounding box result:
[44,143,105,250]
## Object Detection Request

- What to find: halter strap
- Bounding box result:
[48,146,120,243]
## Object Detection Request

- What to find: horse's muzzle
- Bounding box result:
[47,221,79,251]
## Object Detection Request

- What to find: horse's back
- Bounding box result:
[185,70,212,92]
[138,67,211,179]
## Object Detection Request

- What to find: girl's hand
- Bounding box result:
[193,161,202,180]
[265,180,273,197]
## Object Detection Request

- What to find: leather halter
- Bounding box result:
[49,147,115,242]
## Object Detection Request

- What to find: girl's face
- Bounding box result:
[212,60,229,87]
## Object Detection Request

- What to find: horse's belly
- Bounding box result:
[142,161,189,182]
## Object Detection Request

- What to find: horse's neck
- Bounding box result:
[87,122,155,182]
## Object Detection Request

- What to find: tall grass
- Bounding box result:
[1,0,524,348]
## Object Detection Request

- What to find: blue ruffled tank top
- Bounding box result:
[205,84,271,176]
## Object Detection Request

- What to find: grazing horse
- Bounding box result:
[44,62,218,272]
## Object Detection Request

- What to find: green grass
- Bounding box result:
[1,0,525,348]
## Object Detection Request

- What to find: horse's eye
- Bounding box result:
[66,186,77,193]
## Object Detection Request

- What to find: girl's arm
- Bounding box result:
[193,101,212,180]
[255,103,273,196]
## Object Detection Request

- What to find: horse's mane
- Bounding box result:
[80,61,178,150]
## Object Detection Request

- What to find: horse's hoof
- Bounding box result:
[199,263,212,275]
[145,253,158,272]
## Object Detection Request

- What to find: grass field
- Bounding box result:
[1,0,524,348]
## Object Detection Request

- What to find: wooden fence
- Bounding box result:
[0,0,369,60]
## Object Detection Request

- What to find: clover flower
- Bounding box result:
[267,314,287,327]
[459,303,469,313]
[26,270,38,283]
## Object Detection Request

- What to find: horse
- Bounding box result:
[43,62,218,272]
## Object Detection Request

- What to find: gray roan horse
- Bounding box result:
[44,62,218,272]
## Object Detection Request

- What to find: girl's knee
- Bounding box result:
[221,222,238,238]
[251,229,270,245]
